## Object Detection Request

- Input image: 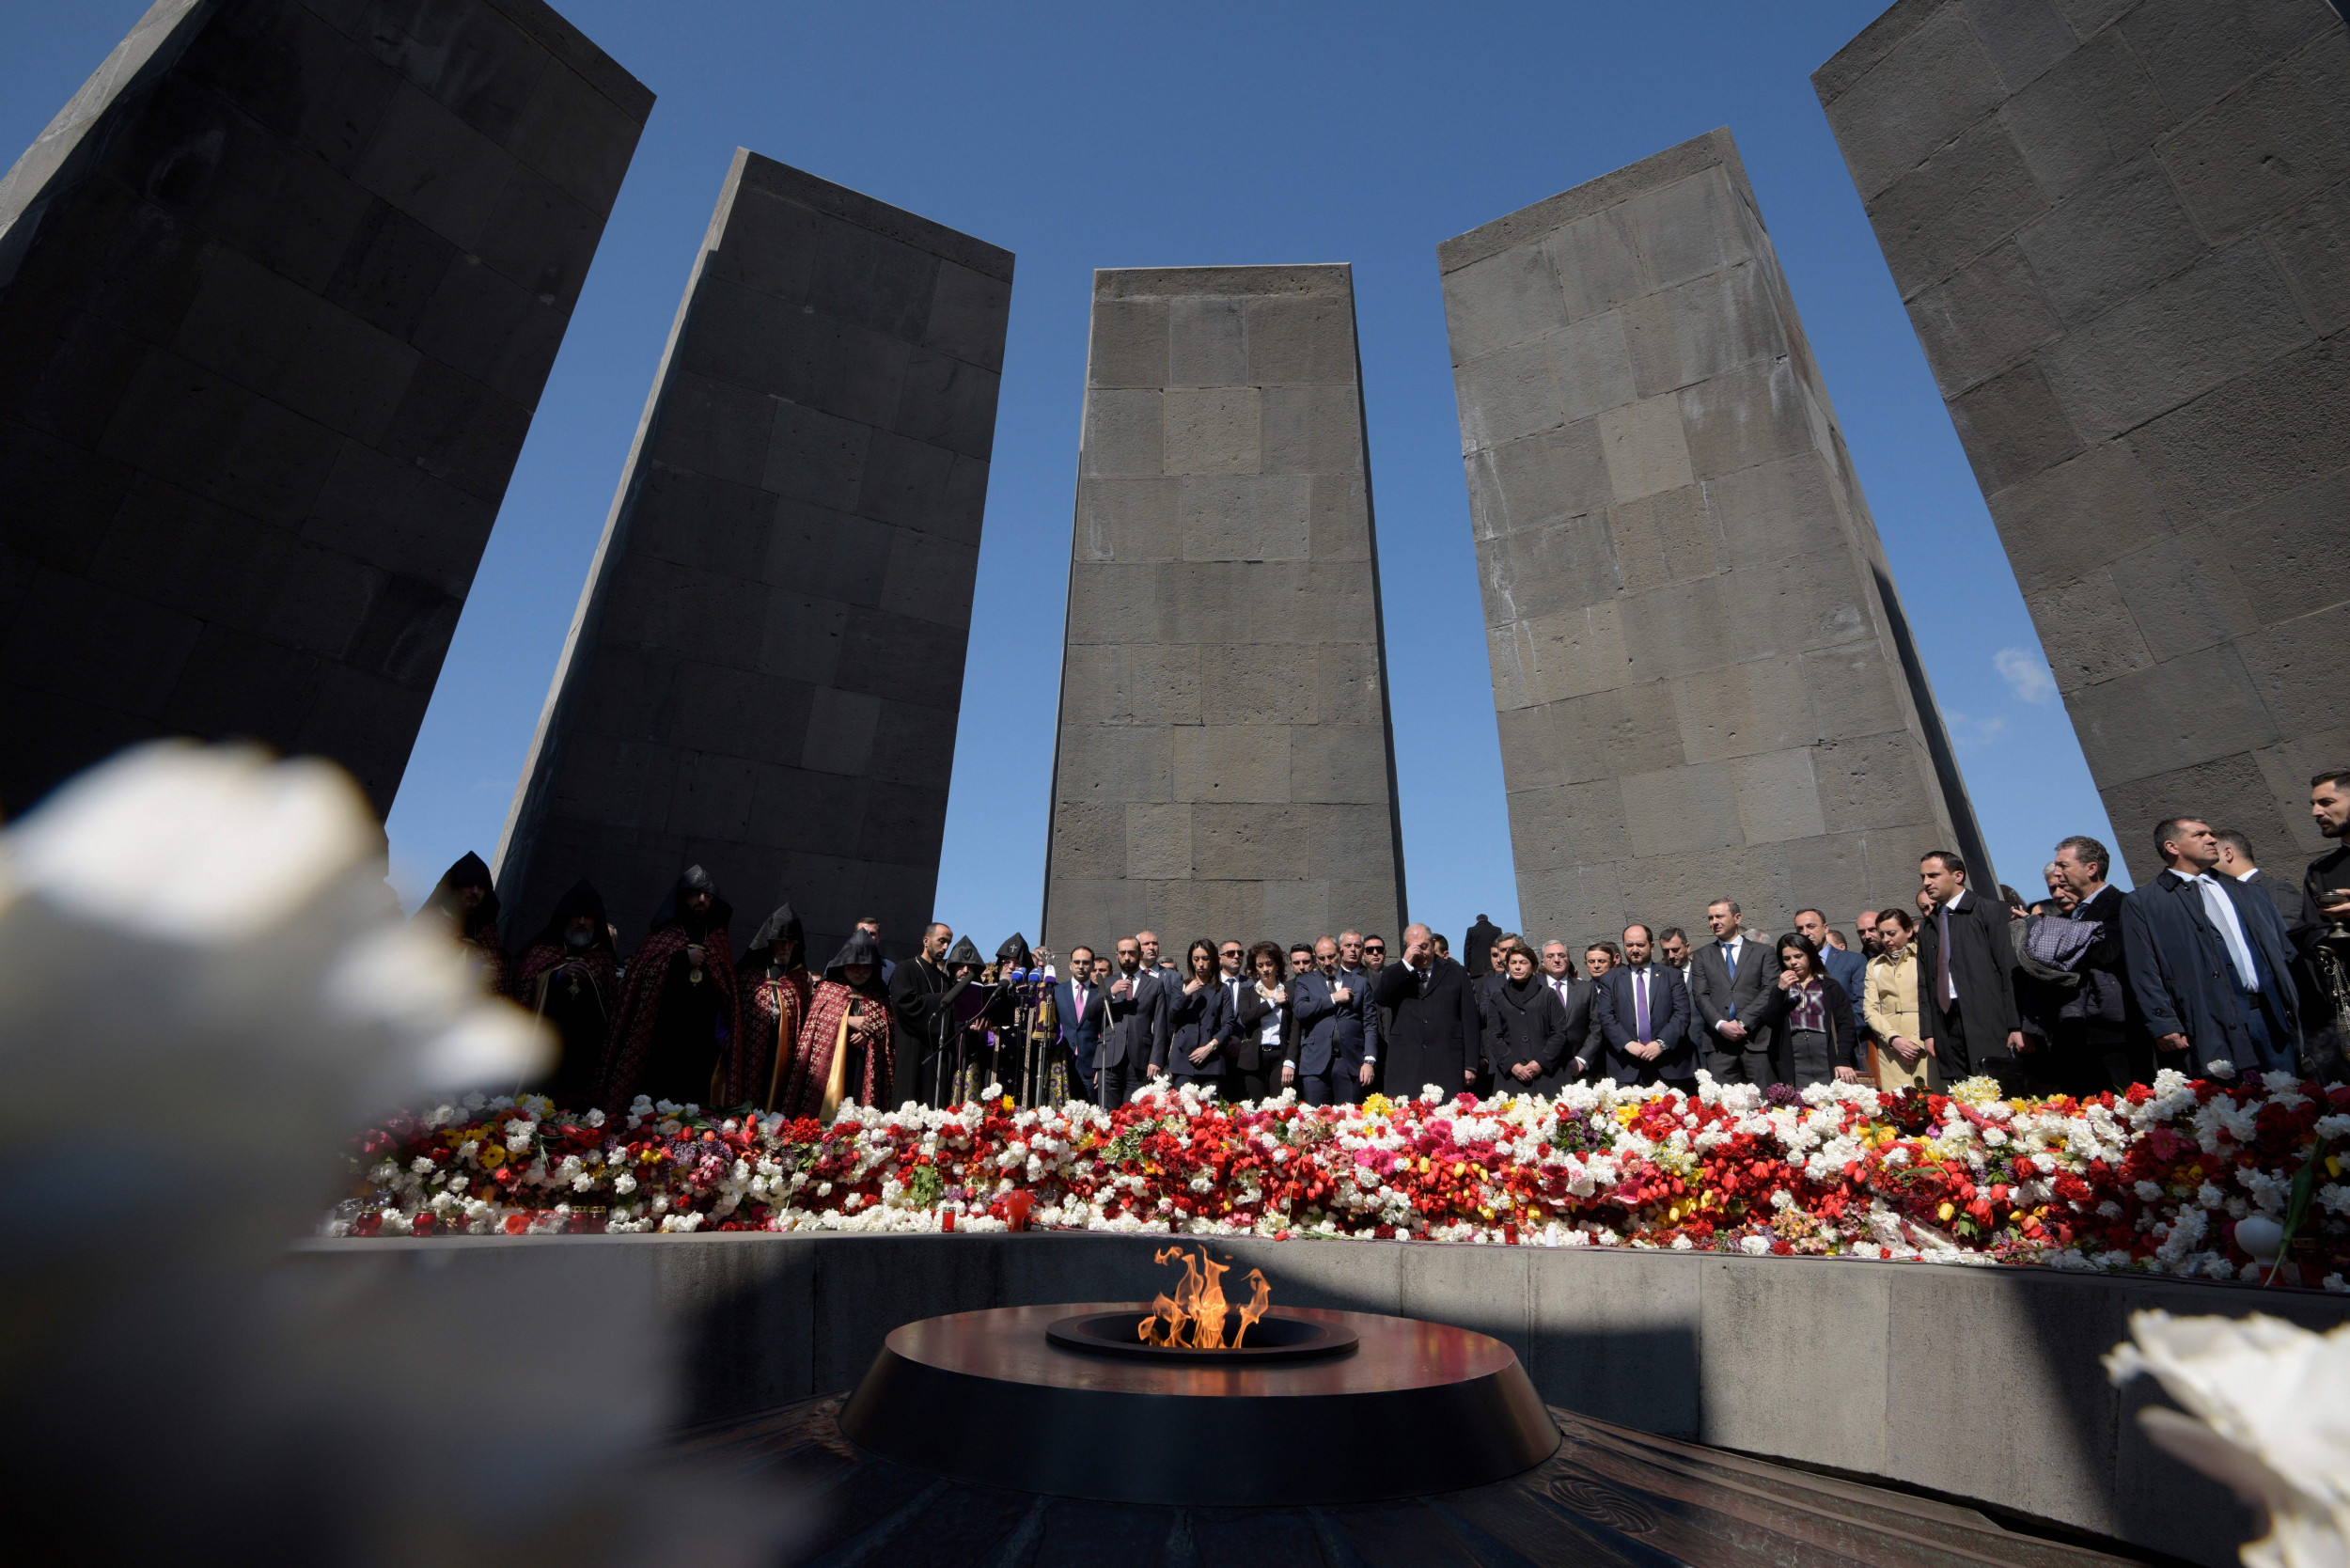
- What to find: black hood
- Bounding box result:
[743,902,806,967]
[995,933,1032,969]
[946,934,984,969]
[416,852,499,937]
[526,878,611,954]
[822,930,885,984]
[650,864,731,936]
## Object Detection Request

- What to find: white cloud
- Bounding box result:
[1945,711,2009,747]
[1995,647,2056,704]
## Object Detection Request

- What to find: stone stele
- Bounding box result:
[0,0,650,816]
[1817,0,2350,886]
[497,149,1013,963]
[1439,127,1991,944]
[1043,265,1409,957]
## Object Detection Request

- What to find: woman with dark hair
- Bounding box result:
[511,878,616,1105]
[1754,932,1860,1089]
[1159,938,1227,1088]
[1863,908,1935,1090]
[730,902,810,1110]
[1482,941,1573,1097]
[1225,941,1292,1103]
[779,930,895,1121]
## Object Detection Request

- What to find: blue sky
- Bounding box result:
[9,1,2123,939]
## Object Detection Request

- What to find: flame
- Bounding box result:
[1137,1244,1272,1349]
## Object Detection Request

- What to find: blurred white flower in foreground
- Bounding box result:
[2107,1309,2350,1568]
[0,745,788,1564]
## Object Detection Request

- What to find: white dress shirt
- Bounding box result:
[2187,872,2262,991]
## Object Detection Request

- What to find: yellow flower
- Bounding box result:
[1937,1200,1954,1221]
[479,1144,507,1169]
[1002,1095,1015,1111]
[1361,1092,1391,1116]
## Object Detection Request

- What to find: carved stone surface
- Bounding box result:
[496,150,1012,960]
[1817,0,2350,880]
[1439,128,1989,945]
[0,0,649,816]
[1043,265,1407,957]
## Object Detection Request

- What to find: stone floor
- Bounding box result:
[680,1393,2158,1567]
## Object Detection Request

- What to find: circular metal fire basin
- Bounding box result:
[838,1303,1558,1507]
[1043,1306,1358,1363]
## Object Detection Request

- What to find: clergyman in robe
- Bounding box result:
[510,879,619,1106]
[731,902,813,1110]
[597,865,740,1114]
[413,852,508,996]
[779,931,895,1121]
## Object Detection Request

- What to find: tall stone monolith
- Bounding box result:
[498,150,1012,961]
[0,0,649,816]
[1817,0,2350,881]
[1440,128,1990,944]
[1042,265,1408,956]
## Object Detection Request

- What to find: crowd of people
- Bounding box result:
[412,772,2350,1121]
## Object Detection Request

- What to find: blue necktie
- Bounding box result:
[1720,944,1738,1019]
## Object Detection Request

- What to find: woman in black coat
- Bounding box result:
[1160,939,1227,1085]
[1481,944,1573,1097]
[1224,942,1292,1103]
[1751,933,1860,1089]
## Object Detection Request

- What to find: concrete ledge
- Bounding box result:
[287,1233,2346,1566]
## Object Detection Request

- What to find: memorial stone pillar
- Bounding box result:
[1440,129,1990,941]
[1043,265,1408,956]
[498,151,1012,962]
[0,0,650,815]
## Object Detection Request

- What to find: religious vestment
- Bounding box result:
[731,903,813,1110]
[597,866,740,1113]
[414,851,508,996]
[509,878,619,1106]
[779,931,895,1120]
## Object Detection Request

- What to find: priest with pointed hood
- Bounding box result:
[511,879,618,1105]
[729,902,812,1109]
[597,866,739,1113]
[779,930,895,1121]
[413,852,508,996]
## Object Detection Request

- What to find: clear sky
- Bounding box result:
[8,0,2124,943]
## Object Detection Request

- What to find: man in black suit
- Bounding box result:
[1465,915,1500,980]
[1537,941,1596,1079]
[2051,834,2139,1090]
[1916,850,2026,1085]
[1592,924,1691,1086]
[1688,899,1779,1085]
[1371,923,1481,1097]
[2123,818,2302,1077]
[1097,934,1164,1108]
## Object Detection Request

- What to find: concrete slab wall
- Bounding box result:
[1042,266,1407,956]
[1438,129,1989,947]
[496,151,1012,961]
[0,0,650,817]
[291,1231,2349,1567]
[1816,0,2350,882]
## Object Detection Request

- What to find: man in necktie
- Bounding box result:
[1054,946,1108,1098]
[1594,924,1690,1086]
[1539,941,1593,1078]
[1689,900,1778,1084]
[2122,818,2301,1075]
[1914,851,2028,1087]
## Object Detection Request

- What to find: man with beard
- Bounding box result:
[510,880,617,1106]
[889,922,956,1106]
[781,930,896,1121]
[730,903,812,1111]
[597,866,739,1114]
[2297,772,2350,1081]
[413,852,507,995]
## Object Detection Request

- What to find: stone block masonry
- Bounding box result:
[1044,266,1408,956]
[1440,128,1989,945]
[0,0,650,817]
[497,150,1012,961]
[1817,0,2350,880]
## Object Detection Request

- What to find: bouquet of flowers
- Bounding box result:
[329,1068,2350,1289]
